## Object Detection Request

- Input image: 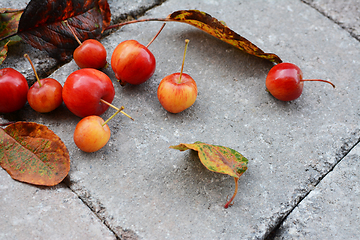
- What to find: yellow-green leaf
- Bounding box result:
[170,141,248,208]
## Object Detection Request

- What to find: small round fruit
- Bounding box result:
[157,73,198,113]
[27,78,63,113]
[74,39,107,69]
[265,62,335,101]
[111,40,156,85]
[62,68,115,118]
[0,68,29,113]
[73,115,110,152]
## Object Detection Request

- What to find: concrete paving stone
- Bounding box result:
[0,0,163,85]
[272,144,360,240]
[1,0,360,239]
[0,169,116,240]
[303,0,360,40]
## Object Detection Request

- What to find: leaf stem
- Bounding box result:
[105,18,170,31]
[64,20,82,46]
[146,23,166,48]
[24,53,41,87]
[178,39,190,84]
[100,99,134,121]
[224,177,239,209]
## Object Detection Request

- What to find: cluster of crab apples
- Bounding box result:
[0,23,335,152]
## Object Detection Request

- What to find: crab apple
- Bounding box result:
[62,68,115,118]
[24,54,63,113]
[0,68,29,113]
[110,23,166,86]
[111,40,156,85]
[64,20,107,69]
[265,62,335,101]
[157,39,197,113]
[73,115,110,152]
[74,39,107,69]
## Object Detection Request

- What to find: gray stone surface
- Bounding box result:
[1,0,360,239]
[272,144,360,239]
[0,169,116,240]
[303,0,360,40]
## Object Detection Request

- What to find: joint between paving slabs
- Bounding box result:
[264,132,360,240]
[300,0,360,42]
[62,176,139,240]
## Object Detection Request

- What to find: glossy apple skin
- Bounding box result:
[62,68,115,118]
[0,68,29,113]
[265,62,304,101]
[73,115,110,152]
[157,73,197,113]
[74,39,107,69]
[111,40,156,85]
[27,78,63,113]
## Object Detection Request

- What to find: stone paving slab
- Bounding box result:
[0,170,116,240]
[272,144,360,239]
[1,0,360,239]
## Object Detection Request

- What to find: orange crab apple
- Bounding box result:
[157,39,197,113]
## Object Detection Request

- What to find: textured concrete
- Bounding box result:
[272,144,360,239]
[1,0,360,239]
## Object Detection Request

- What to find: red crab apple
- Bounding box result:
[0,68,28,113]
[265,62,335,101]
[62,68,115,118]
[111,23,166,86]
[65,20,107,69]
[24,54,63,113]
[74,105,132,152]
[157,39,197,113]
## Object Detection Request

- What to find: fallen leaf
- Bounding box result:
[16,0,111,61]
[170,141,248,208]
[0,8,23,64]
[0,122,70,186]
[106,10,282,64]
[168,10,282,63]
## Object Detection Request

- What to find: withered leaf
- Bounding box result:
[168,10,282,63]
[17,0,111,61]
[170,141,248,208]
[0,122,70,186]
[0,8,23,65]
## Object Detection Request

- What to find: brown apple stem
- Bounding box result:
[302,79,335,88]
[178,39,190,84]
[100,99,134,121]
[24,53,42,87]
[146,23,166,48]
[105,18,169,31]
[224,177,239,209]
[64,20,82,46]
[102,106,124,127]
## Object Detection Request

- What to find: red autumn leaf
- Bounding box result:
[170,141,248,208]
[17,0,111,61]
[0,122,70,186]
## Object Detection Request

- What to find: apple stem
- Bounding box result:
[105,18,169,31]
[102,106,124,127]
[64,20,82,46]
[224,177,239,209]
[302,79,335,88]
[146,23,166,48]
[24,53,42,87]
[100,99,134,121]
[178,39,190,84]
